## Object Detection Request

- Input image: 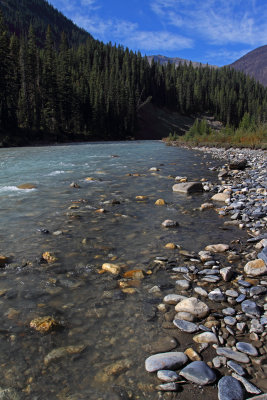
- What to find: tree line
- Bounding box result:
[0,9,267,145]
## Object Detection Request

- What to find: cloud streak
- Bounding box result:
[151,0,267,46]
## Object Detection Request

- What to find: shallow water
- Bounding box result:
[0,141,244,399]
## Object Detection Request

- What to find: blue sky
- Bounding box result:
[48,0,267,66]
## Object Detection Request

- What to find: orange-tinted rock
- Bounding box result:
[244,259,267,276]
[42,252,57,263]
[17,183,36,189]
[136,195,148,200]
[0,255,9,266]
[102,263,121,274]
[155,199,166,206]
[30,316,61,333]
[123,269,145,279]
[165,243,176,249]
[184,348,202,361]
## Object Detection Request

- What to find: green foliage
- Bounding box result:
[0,1,267,144]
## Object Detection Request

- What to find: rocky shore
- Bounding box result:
[142,147,267,399]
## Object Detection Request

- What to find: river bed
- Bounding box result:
[0,141,256,399]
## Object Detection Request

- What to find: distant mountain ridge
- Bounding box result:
[0,0,92,47]
[229,45,267,87]
[147,55,217,68]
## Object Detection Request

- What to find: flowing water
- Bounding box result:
[0,141,243,399]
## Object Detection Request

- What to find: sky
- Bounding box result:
[47,0,267,66]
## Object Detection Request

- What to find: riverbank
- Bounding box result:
[0,142,265,399]
[142,146,267,399]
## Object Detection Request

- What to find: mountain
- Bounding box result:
[147,55,217,68]
[230,45,267,87]
[0,0,92,47]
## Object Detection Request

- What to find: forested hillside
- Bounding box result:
[0,0,267,145]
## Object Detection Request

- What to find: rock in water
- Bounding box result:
[30,316,61,333]
[162,220,179,228]
[172,182,203,194]
[179,361,216,385]
[44,345,86,366]
[218,376,244,400]
[145,352,188,372]
[102,263,121,274]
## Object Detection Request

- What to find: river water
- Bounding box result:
[0,141,243,399]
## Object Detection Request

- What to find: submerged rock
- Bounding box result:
[155,199,166,206]
[172,182,203,194]
[44,345,86,366]
[30,316,62,333]
[17,183,36,189]
[102,263,121,274]
[162,220,179,228]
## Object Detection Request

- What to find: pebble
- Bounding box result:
[163,294,187,305]
[208,288,226,302]
[232,373,262,394]
[145,352,188,372]
[175,279,191,289]
[193,332,218,344]
[156,382,181,391]
[227,360,246,376]
[179,361,217,385]
[175,297,210,319]
[218,375,244,400]
[241,300,261,317]
[224,316,237,326]
[194,287,208,297]
[205,243,229,253]
[244,259,267,277]
[236,342,258,356]
[173,319,199,333]
[216,347,250,363]
[157,370,179,382]
[162,220,179,228]
[44,345,86,366]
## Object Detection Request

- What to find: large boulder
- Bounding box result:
[172,182,203,194]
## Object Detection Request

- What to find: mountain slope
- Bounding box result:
[147,55,217,68]
[0,0,92,46]
[230,45,267,87]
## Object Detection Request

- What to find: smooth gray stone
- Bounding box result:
[208,288,226,301]
[227,360,246,376]
[250,286,267,296]
[156,382,180,391]
[241,300,261,317]
[179,361,216,385]
[218,376,244,400]
[224,316,236,326]
[203,276,221,283]
[236,294,246,303]
[172,182,203,194]
[173,319,199,333]
[172,267,189,273]
[232,373,261,394]
[238,280,251,288]
[258,247,267,264]
[236,342,258,356]
[175,279,191,289]
[157,370,179,382]
[216,348,250,363]
[222,308,236,316]
[145,352,188,372]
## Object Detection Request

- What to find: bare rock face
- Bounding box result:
[172,182,203,194]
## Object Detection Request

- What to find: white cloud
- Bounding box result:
[151,0,267,46]
[72,3,193,52]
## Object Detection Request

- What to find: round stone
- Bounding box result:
[193,332,218,344]
[145,352,188,372]
[236,342,258,356]
[179,361,217,385]
[173,319,199,333]
[175,297,210,319]
[157,370,179,382]
[218,376,244,400]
